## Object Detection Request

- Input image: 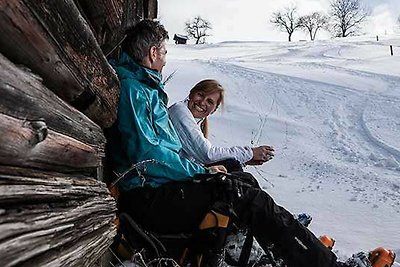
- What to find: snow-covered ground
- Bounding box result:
[163,35,400,264]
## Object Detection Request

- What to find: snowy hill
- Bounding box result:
[163,35,400,264]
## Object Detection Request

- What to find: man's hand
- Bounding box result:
[207,165,228,174]
[247,145,275,165]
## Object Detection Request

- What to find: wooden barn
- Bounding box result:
[0,0,158,266]
[173,34,189,44]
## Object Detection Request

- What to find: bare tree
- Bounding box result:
[270,6,300,42]
[185,16,212,44]
[298,12,328,41]
[330,0,369,37]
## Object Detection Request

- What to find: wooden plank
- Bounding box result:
[0,113,102,173]
[0,54,105,147]
[0,0,119,128]
[0,167,117,267]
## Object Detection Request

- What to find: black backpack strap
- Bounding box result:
[237,230,254,266]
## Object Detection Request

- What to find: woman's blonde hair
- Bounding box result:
[188,79,225,138]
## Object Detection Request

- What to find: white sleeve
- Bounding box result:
[168,102,253,164]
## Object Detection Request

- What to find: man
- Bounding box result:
[106,19,377,267]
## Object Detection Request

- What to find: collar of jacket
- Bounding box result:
[114,52,168,105]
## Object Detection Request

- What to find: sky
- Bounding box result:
[159,0,400,43]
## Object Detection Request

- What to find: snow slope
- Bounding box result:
[163,35,400,264]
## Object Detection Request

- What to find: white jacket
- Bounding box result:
[168,100,253,165]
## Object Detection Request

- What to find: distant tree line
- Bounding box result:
[183,0,397,44]
[271,0,370,41]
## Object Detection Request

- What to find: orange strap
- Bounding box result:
[199,211,229,230]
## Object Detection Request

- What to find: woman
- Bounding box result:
[168,79,274,171]
[169,80,321,265]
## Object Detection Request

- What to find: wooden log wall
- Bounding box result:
[0,0,119,128]
[0,55,105,145]
[0,54,117,266]
[0,0,158,266]
[0,166,116,267]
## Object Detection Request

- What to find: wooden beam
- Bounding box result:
[145,0,158,19]
[0,113,102,173]
[75,0,158,56]
[0,167,117,267]
[0,54,105,147]
[0,167,110,203]
[75,0,133,54]
[0,0,120,128]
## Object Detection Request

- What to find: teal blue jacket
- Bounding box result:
[108,53,207,191]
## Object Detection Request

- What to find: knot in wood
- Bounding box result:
[30,119,48,143]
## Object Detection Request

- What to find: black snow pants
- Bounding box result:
[118,172,337,267]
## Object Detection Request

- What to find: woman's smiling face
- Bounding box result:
[188,91,221,119]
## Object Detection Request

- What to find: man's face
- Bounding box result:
[153,41,167,72]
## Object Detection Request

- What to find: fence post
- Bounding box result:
[390,45,393,56]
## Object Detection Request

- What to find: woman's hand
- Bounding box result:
[247,145,275,165]
[207,165,228,174]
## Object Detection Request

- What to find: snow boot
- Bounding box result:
[319,235,335,250]
[368,247,396,267]
[345,251,373,267]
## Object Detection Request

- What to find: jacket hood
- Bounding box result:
[111,53,168,104]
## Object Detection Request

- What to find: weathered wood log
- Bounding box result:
[144,0,158,19]
[75,0,133,55]
[0,53,105,147]
[75,0,126,52]
[0,0,119,128]
[0,167,117,267]
[0,113,103,173]
[75,0,158,56]
[0,167,110,204]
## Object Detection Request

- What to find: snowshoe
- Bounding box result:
[225,230,264,266]
[225,213,312,266]
[345,251,373,267]
[295,213,312,227]
[252,246,286,267]
[201,248,229,267]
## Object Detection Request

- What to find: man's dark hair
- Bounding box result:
[122,19,169,63]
